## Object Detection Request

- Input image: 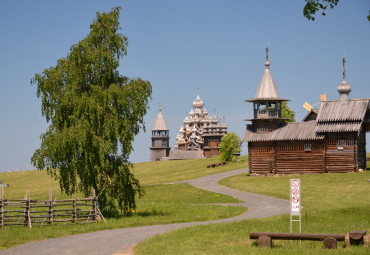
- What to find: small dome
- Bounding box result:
[337,80,351,94]
[192,94,204,108]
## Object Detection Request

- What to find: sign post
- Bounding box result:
[290,179,301,235]
[0,180,9,199]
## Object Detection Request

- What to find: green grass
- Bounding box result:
[0,157,248,249]
[134,155,248,185]
[136,171,370,254]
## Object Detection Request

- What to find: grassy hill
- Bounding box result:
[0,156,248,249]
[136,159,370,255]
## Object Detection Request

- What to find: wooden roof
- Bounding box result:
[246,50,288,102]
[243,121,324,142]
[315,122,363,133]
[152,107,169,131]
[169,150,205,160]
[317,99,369,123]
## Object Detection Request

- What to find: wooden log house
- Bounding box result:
[243,48,370,174]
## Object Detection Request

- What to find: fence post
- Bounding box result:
[24,190,31,228]
[49,187,53,224]
[0,198,4,228]
[72,193,77,223]
[91,188,97,221]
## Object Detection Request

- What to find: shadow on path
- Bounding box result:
[1,168,289,255]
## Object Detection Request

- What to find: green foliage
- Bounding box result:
[219,132,242,162]
[30,7,152,214]
[281,101,295,122]
[303,0,339,21]
[303,0,370,22]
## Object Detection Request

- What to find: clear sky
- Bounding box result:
[0,0,369,172]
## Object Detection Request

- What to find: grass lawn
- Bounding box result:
[136,171,370,254]
[134,155,248,185]
[0,156,247,249]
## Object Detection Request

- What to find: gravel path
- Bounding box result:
[1,168,289,255]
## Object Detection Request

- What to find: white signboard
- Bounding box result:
[290,179,300,216]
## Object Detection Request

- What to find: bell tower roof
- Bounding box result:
[246,46,288,102]
[152,106,169,131]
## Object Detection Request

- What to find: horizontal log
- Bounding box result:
[30,215,51,218]
[250,232,345,241]
[53,213,74,217]
[3,210,25,213]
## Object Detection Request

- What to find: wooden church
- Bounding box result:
[243,48,369,174]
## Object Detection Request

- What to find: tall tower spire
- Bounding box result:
[337,56,351,103]
[150,107,170,161]
[245,47,289,133]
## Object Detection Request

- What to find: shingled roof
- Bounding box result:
[152,107,169,131]
[243,121,324,142]
[246,47,288,102]
[316,99,369,123]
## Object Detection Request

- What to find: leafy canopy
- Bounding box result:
[281,101,296,123]
[219,132,242,162]
[31,7,152,214]
[303,0,370,21]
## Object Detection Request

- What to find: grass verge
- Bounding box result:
[0,183,245,249]
[136,171,370,254]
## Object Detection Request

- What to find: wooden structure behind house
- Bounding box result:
[243,48,369,174]
[172,92,228,159]
[150,107,171,161]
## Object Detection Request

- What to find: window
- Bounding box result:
[337,140,344,151]
[304,143,312,152]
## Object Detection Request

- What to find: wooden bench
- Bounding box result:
[250,232,346,249]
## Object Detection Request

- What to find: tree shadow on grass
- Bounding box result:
[135,209,169,217]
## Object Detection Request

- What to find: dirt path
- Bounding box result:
[1,168,289,255]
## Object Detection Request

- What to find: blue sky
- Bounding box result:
[0,0,369,171]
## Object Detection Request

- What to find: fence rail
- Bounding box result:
[0,188,101,228]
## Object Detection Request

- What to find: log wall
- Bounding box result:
[249,142,274,174]
[249,134,360,174]
[326,133,357,173]
[357,127,367,170]
[275,141,325,174]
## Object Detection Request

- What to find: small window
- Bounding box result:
[304,143,312,152]
[338,140,344,151]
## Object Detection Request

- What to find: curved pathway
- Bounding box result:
[1,168,289,255]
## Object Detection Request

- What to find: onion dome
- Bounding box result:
[184,116,190,124]
[337,57,351,103]
[192,92,204,109]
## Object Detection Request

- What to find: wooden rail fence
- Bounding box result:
[0,188,102,228]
